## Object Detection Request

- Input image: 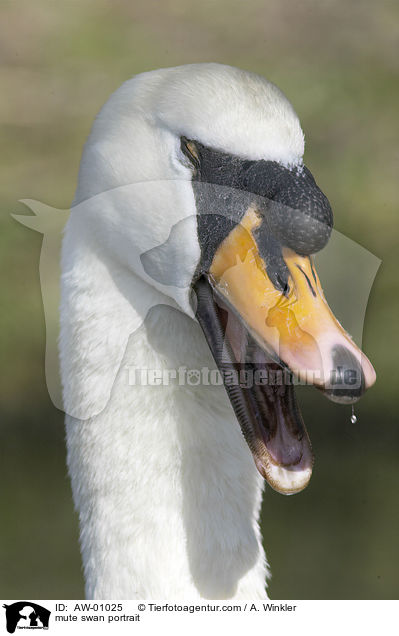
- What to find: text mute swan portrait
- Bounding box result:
[60,63,376,599]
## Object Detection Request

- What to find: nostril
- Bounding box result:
[324,345,366,403]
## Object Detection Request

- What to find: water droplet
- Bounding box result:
[350,405,357,424]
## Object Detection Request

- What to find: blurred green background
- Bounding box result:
[1,0,398,599]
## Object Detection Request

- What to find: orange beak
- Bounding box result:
[210,207,376,401]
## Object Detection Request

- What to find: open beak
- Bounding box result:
[192,206,376,495]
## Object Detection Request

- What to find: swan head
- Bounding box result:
[75,63,376,494]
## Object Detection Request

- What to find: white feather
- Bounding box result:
[61,63,305,599]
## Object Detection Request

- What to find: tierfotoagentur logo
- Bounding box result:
[126,364,363,388]
[2,602,51,633]
[13,184,380,421]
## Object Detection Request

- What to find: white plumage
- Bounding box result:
[60,64,307,599]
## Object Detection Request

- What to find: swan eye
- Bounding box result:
[181,136,200,169]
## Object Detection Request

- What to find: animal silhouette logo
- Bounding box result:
[13,189,380,419]
[2,602,51,633]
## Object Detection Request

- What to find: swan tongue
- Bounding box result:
[245,363,313,494]
[192,276,313,495]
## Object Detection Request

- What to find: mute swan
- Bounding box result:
[61,63,376,599]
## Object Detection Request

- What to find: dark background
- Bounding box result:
[1,0,398,598]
